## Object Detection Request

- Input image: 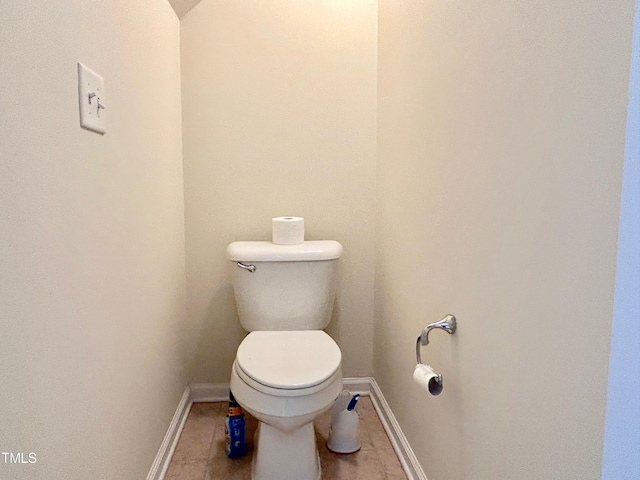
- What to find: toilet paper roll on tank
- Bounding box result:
[272,217,305,245]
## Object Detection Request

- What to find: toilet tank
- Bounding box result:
[226,240,343,331]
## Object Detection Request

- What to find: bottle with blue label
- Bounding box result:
[225,391,246,458]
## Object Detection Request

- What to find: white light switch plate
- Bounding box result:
[77,62,106,134]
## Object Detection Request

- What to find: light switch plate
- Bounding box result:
[77,62,106,134]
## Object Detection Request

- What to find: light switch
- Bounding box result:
[77,62,106,134]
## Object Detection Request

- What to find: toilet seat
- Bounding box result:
[235,330,341,397]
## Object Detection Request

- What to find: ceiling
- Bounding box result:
[168,0,202,18]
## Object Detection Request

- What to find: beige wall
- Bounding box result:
[181,0,378,382]
[0,1,187,479]
[3,1,634,478]
[376,1,634,479]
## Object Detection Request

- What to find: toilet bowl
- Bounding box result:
[230,330,342,480]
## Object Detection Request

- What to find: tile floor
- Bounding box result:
[165,396,408,480]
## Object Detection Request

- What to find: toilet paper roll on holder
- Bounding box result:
[415,314,457,366]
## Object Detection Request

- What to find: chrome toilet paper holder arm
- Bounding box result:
[415,314,457,365]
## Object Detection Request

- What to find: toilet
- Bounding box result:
[226,240,343,480]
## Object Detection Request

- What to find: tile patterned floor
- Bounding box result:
[165,396,408,480]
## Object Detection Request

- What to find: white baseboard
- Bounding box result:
[145,387,192,480]
[368,378,428,480]
[189,382,230,402]
[148,378,426,480]
[342,376,374,396]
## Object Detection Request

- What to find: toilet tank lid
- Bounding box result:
[226,240,343,262]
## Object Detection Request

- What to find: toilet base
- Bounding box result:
[252,421,321,480]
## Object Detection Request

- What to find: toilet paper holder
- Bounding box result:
[415,314,457,365]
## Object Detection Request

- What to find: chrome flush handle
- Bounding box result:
[236,262,256,273]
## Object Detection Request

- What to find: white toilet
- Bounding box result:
[226,240,344,480]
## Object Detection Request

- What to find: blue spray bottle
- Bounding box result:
[225,392,246,458]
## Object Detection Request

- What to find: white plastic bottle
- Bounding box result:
[327,392,361,453]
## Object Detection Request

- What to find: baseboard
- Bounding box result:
[189,382,230,402]
[149,378,426,480]
[145,387,192,480]
[341,377,427,479]
[369,378,428,480]
[342,376,373,396]
[188,379,370,402]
